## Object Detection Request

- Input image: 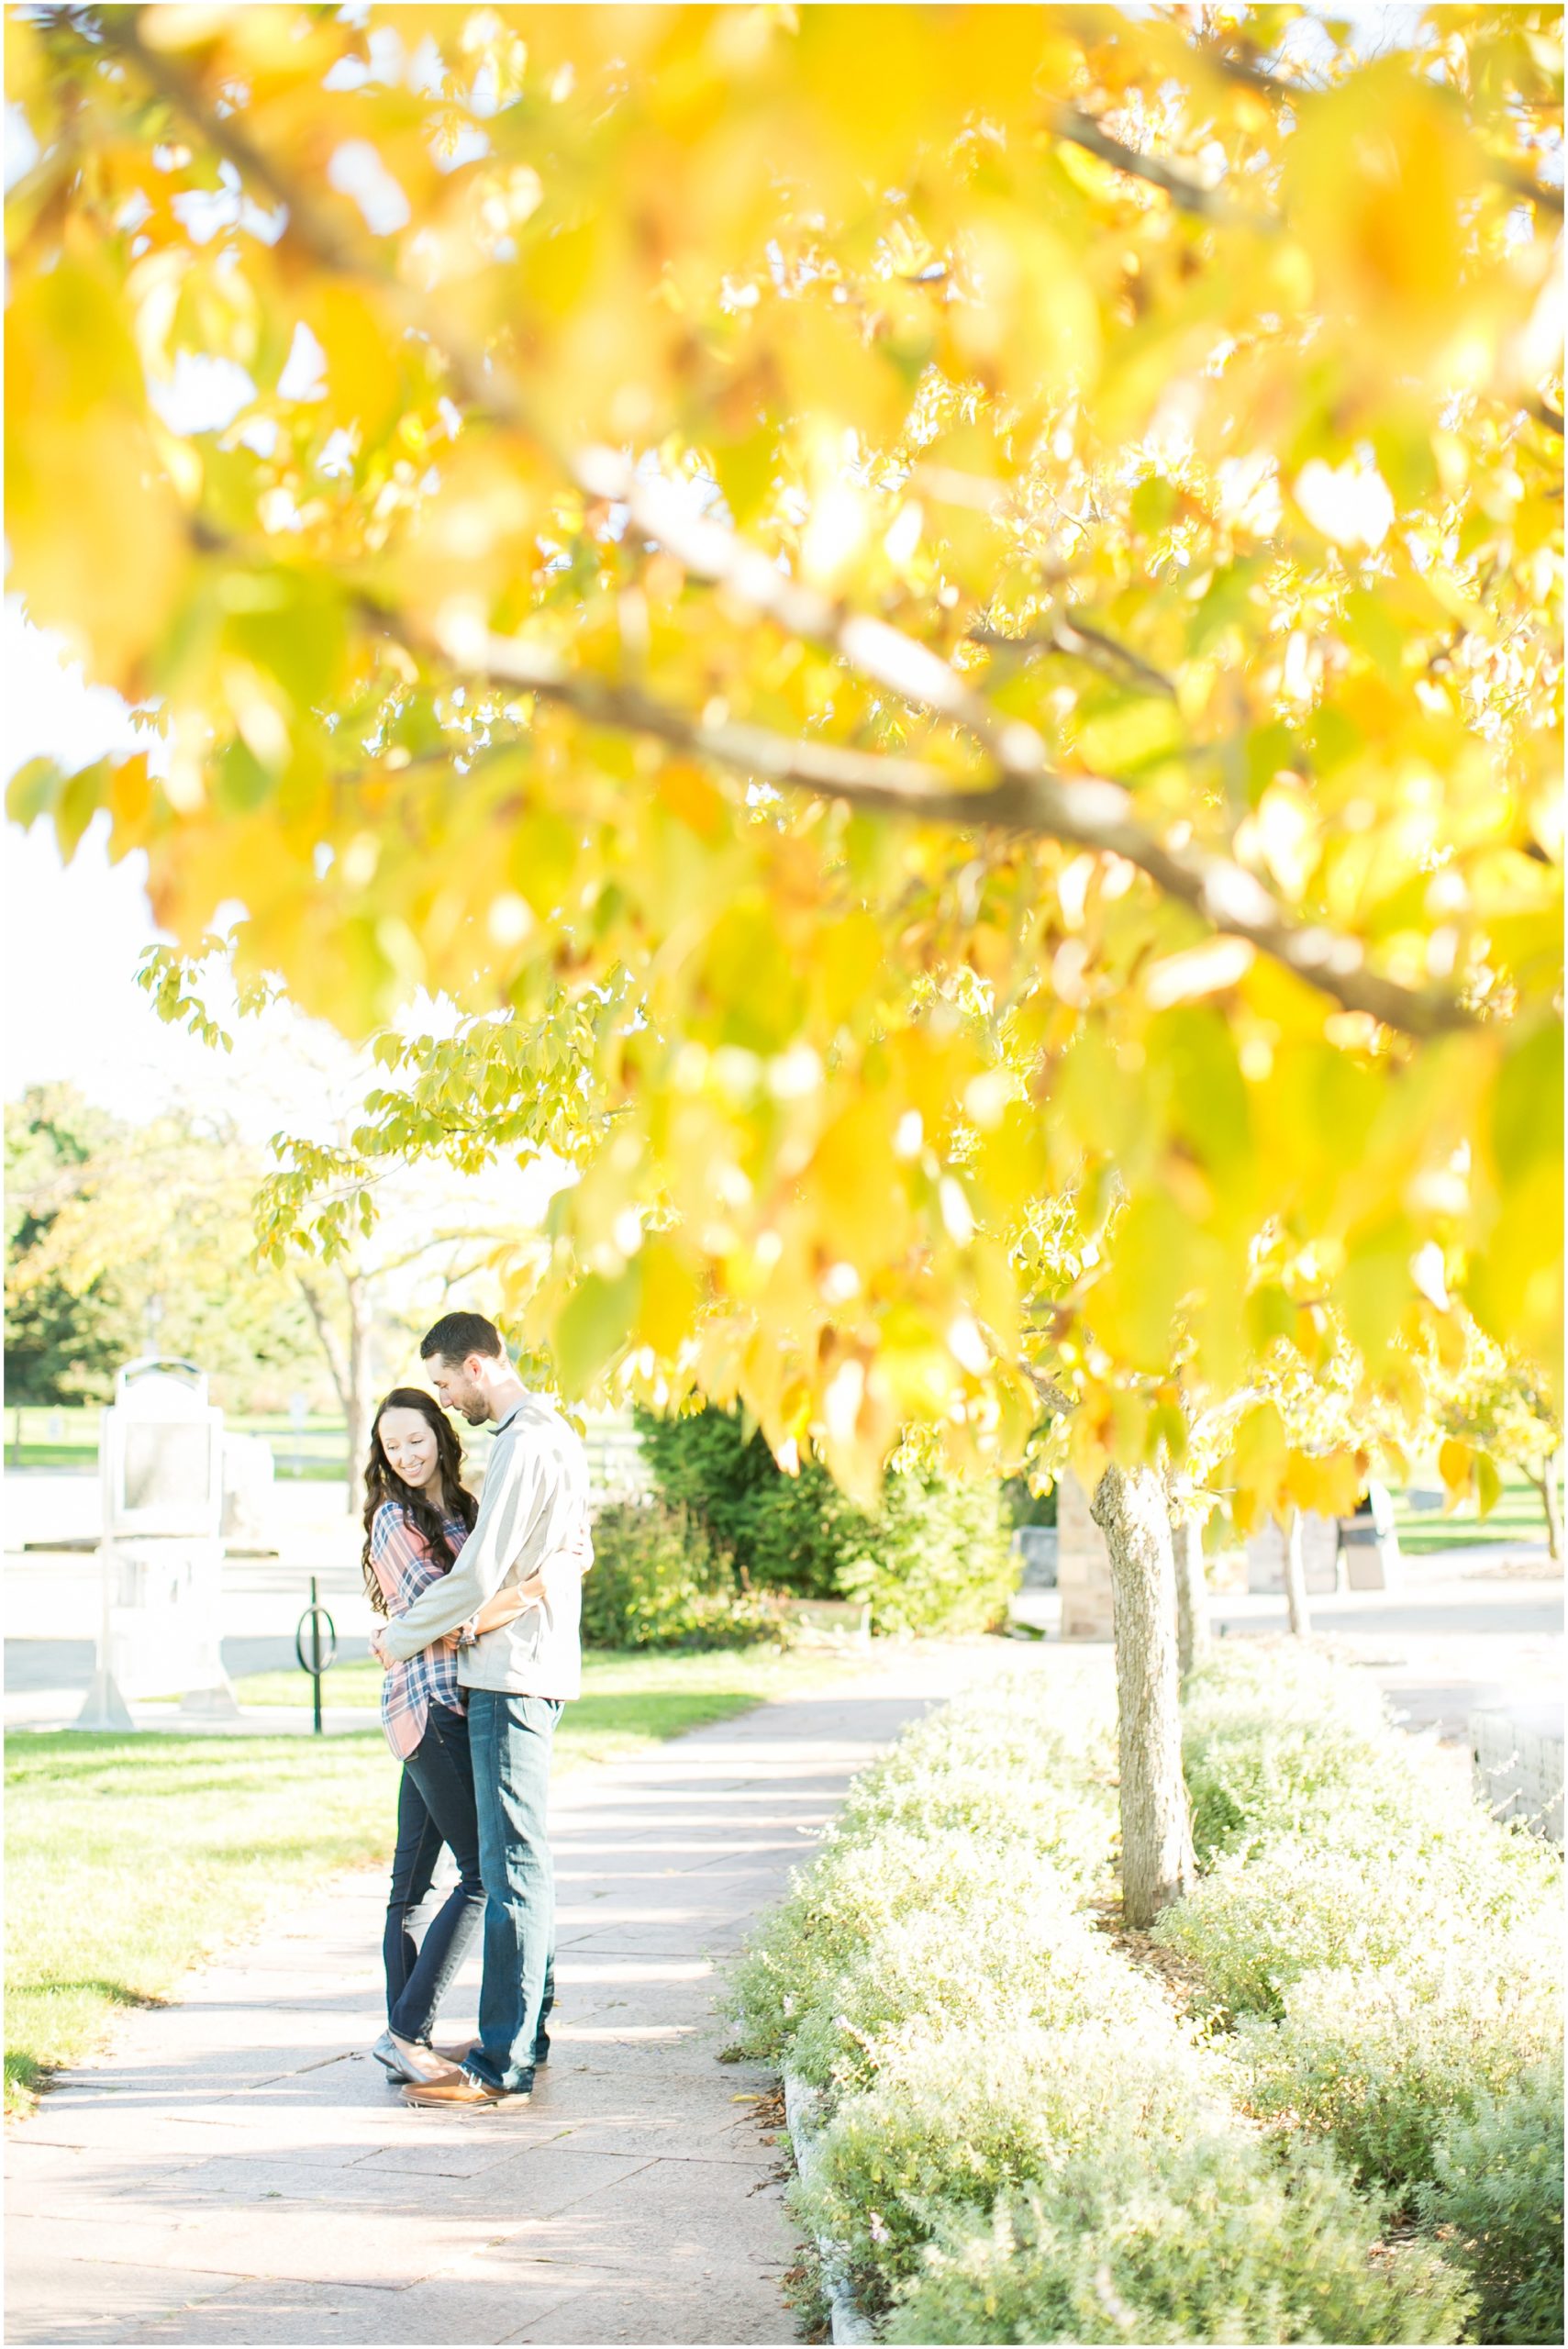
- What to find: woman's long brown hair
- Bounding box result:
[361,1387,479,1617]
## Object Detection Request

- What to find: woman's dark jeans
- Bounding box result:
[383,1701,484,2043]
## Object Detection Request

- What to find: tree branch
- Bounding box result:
[106,6,1480,1043]
[1042,101,1269,229]
[971,614,1178,700]
[379,598,1478,1040]
[1206,45,1565,217]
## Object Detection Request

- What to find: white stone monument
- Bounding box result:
[1339,1480,1400,1590]
[1246,1510,1343,1596]
[221,1431,278,1553]
[76,1359,239,1728]
[1057,1472,1115,1641]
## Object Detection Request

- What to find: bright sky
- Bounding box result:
[3,604,575,1241]
[2,598,358,1135]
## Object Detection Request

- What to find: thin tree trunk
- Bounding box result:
[343,1270,374,1521]
[1527,1455,1562,1562]
[297,1274,350,1420]
[1173,1512,1209,1678]
[1284,1505,1311,1637]
[296,1269,370,1516]
[1092,1463,1195,1928]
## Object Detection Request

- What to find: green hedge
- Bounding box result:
[1156,1642,1562,2341]
[728,1667,1470,2343]
[581,1498,781,1649]
[633,1404,1016,1634]
[1417,2059,1565,2347]
[888,2138,1467,2347]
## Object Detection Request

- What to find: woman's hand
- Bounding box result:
[461,1531,591,1643]
[473,1584,532,1635]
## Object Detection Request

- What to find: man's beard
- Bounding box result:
[462,1399,487,1423]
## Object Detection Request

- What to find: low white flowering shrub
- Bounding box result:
[795,2021,1225,2302]
[1159,1643,1562,2343]
[726,1824,1104,2082]
[727,1666,1118,2079]
[1240,1938,1563,2188]
[1179,1641,1463,1860]
[837,1674,1118,1891]
[1158,1830,1554,2022]
[884,2136,1474,2345]
[1416,2055,1564,2347]
[729,1662,1480,2343]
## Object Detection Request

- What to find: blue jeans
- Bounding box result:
[384,1703,484,2043]
[464,1690,562,2092]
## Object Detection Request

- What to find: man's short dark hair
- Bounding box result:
[420,1311,506,1365]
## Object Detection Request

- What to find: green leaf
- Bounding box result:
[1474,1451,1503,1520]
[553,1264,640,1398]
[6,756,67,829]
[1343,587,1406,685]
[1188,562,1262,657]
[1075,696,1184,775]
[1244,723,1298,809]
[1338,1219,1414,1363]
[1495,1019,1562,1180]
[1150,1008,1251,1175]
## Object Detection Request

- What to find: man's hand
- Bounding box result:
[369,1624,392,1665]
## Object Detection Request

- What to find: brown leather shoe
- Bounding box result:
[401,2069,530,2110]
[434,2035,549,2067]
[431,2035,480,2065]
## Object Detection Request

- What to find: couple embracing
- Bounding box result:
[360,1309,590,2110]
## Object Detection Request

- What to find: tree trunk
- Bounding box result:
[343,1271,374,1521]
[1092,1463,1195,1928]
[1528,1455,1562,1562]
[296,1269,373,1519]
[1284,1505,1311,1637]
[1173,1512,1209,1679]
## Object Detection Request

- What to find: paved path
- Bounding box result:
[1207,1550,1562,1745]
[6,1647,1029,2348]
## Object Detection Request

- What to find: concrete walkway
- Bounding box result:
[6,1647,1025,2348]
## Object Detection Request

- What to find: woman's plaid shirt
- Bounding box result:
[369,1501,474,1760]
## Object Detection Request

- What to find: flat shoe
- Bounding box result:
[432,2034,480,2064]
[389,2030,462,2085]
[369,2030,406,2077]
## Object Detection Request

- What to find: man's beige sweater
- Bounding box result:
[377,1391,590,1701]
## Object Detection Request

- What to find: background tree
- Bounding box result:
[4,1084,517,1508]
[7,4,1562,1913]
[1432,1325,1562,1559]
[6,1086,317,1408]
[5,1087,134,1403]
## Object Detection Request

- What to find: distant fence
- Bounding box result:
[581,1418,651,1497]
[7,1407,651,1494]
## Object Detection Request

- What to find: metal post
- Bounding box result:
[295,1578,337,1736]
[310,1574,323,1734]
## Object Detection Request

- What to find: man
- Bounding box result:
[371,1310,590,2108]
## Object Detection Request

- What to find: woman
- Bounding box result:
[361,1386,527,2085]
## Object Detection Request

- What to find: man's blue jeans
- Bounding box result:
[464,1690,562,2093]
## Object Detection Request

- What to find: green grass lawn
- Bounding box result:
[1392,1472,1554,1556]
[4,1646,850,2120]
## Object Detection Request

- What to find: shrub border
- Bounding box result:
[783,2069,876,2344]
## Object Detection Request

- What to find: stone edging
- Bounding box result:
[782,2070,877,2344]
